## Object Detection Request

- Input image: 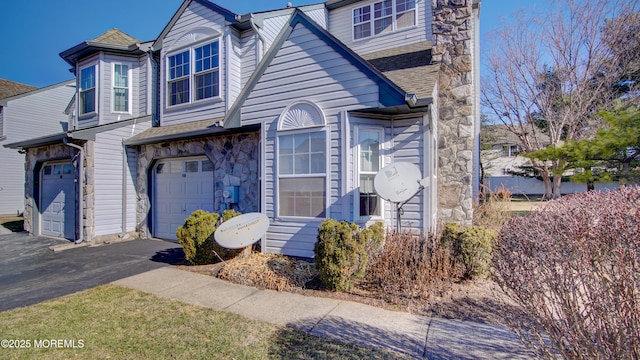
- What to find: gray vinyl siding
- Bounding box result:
[160,1,228,126]
[262,15,290,50]
[229,29,243,107]
[240,30,258,87]
[327,0,432,56]
[93,121,151,236]
[0,82,75,214]
[303,7,328,29]
[241,23,382,258]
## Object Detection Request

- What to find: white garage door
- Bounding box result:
[41,162,75,240]
[153,157,214,240]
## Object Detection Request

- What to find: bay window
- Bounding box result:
[80,65,96,114]
[113,63,129,112]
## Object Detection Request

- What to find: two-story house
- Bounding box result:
[8,0,481,258]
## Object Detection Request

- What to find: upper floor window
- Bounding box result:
[353,0,416,40]
[167,40,219,107]
[113,64,130,113]
[80,65,96,115]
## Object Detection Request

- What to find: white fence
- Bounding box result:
[484,176,620,196]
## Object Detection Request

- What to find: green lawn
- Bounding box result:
[0,285,404,359]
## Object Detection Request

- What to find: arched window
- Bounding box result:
[277,101,327,218]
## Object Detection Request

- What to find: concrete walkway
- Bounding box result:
[113,267,534,359]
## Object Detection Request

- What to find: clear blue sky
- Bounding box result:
[0,0,542,88]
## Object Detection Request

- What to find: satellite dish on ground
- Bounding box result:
[214,212,269,249]
[374,162,422,203]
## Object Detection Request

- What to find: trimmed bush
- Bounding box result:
[176,210,220,265]
[176,209,243,265]
[314,220,384,292]
[442,223,496,280]
[493,187,640,359]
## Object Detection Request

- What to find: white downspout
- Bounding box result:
[63,138,84,244]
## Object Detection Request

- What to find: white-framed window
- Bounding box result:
[112,63,130,113]
[277,101,327,218]
[357,127,383,218]
[167,40,219,107]
[80,65,96,115]
[278,130,327,218]
[353,0,416,40]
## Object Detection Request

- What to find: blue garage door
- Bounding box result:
[41,162,75,240]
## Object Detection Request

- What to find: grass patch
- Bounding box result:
[0,216,23,232]
[0,285,404,359]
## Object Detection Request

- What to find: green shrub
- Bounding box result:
[222,209,242,222]
[177,210,220,265]
[176,209,242,265]
[442,223,496,279]
[314,220,364,291]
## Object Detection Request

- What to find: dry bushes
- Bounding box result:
[493,187,640,359]
[364,231,460,306]
[218,253,317,291]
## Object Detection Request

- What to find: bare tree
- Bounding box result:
[481,0,639,199]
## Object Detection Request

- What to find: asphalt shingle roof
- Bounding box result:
[91,29,141,46]
[362,41,439,101]
[0,79,37,100]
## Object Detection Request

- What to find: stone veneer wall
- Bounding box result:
[432,0,476,223]
[24,141,95,241]
[136,131,260,238]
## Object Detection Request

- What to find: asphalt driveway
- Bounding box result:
[0,232,184,312]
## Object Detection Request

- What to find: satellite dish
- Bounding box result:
[214,212,269,249]
[374,162,422,203]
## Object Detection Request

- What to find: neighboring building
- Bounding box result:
[8,0,481,258]
[481,124,618,195]
[0,80,73,215]
[6,29,154,242]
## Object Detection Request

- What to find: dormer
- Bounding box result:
[326,0,431,56]
[60,29,153,130]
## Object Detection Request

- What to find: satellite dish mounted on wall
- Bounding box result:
[214,212,270,250]
[374,162,426,231]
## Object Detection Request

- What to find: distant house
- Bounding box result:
[481,125,618,195]
[8,0,481,258]
[0,80,73,215]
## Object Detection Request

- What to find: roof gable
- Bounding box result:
[153,0,238,51]
[91,29,141,47]
[223,9,409,128]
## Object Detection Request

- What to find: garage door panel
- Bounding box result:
[41,163,75,240]
[154,158,214,241]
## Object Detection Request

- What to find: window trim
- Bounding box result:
[355,126,385,220]
[165,38,221,109]
[112,63,132,114]
[352,0,417,42]
[276,127,330,220]
[79,64,97,117]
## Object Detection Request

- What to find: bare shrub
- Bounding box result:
[493,187,640,359]
[474,184,512,232]
[364,230,460,306]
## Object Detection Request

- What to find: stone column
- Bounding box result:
[432,0,476,224]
